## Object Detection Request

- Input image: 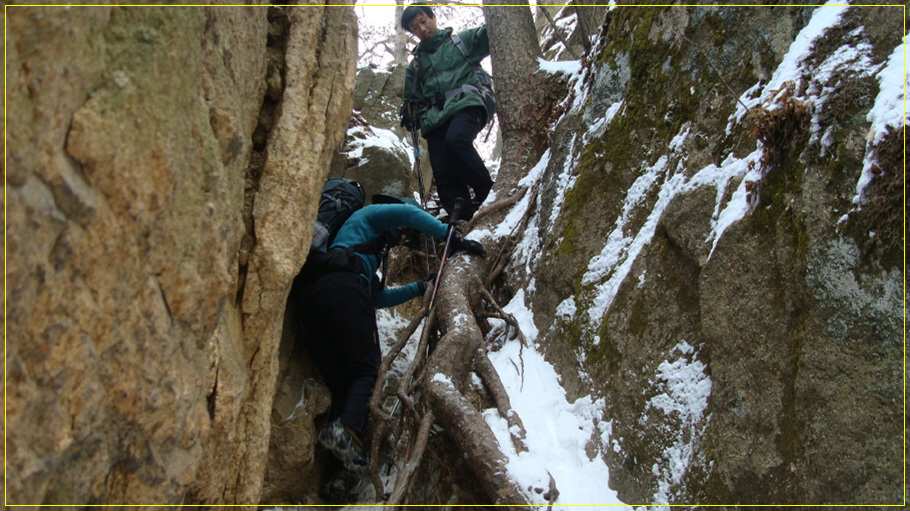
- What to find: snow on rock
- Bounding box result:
[581,0,900,326]
[582,154,689,323]
[646,341,712,505]
[344,124,414,167]
[483,291,630,509]
[856,32,909,205]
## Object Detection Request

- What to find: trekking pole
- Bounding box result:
[405,104,439,271]
[411,127,429,210]
[405,104,429,210]
[426,198,464,315]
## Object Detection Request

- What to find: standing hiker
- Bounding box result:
[290,194,485,502]
[399,3,496,222]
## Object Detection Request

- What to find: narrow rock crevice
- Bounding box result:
[236,6,290,309]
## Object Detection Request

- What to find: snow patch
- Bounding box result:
[345,125,413,166]
[555,296,577,319]
[856,32,910,205]
[647,341,712,505]
[484,293,629,508]
[431,373,454,387]
[538,57,582,76]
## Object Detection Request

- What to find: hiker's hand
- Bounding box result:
[401,114,419,131]
[400,103,420,131]
[416,272,437,295]
[450,234,486,258]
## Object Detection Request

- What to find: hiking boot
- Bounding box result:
[317,419,370,472]
[320,469,363,504]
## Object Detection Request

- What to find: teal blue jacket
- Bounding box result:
[403,26,490,135]
[330,203,448,308]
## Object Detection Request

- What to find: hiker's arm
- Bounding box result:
[374,282,421,309]
[403,60,420,104]
[461,26,489,61]
[367,204,448,240]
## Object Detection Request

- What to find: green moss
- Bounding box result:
[586,329,623,374]
[845,127,907,269]
[596,7,665,67]
[752,153,811,269]
[559,316,585,351]
[555,138,627,257]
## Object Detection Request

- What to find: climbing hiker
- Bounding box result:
[399,3,496,223]
[289,192,485,503]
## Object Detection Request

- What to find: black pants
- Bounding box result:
[297,271,380,435]
[425,106,493,221]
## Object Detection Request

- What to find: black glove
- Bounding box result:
[449,234,486,258]
[416,272,437,295]
[400,103,420,131]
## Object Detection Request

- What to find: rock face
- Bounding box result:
[513,5,905,506]
[329,66,433,203]
[5,3,356,506]
[259,64,435,505]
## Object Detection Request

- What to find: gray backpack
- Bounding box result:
[449,32,496,121]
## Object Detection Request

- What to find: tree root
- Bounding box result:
[400,307,436,398]
[479,287,527,347]
[475,349,528,453]
[426,373,528,506]
[464,190,525,233]
[368,307,427,499]
[365,257,534,507]
[365,188,545,507]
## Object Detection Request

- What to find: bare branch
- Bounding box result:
[371,309,426,414]
[480,287,527,346]
[474,349,528,453]
[464,188,525,233]
[539,5,580,60]
[398,307,436,399]
[385,411,435,508]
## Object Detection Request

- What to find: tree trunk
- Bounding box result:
[483,0,560,188]
[374,4,568,507]
[392,0,409,68]
[421,2,563,504]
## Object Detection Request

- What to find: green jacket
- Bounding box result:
[403,26,491,136]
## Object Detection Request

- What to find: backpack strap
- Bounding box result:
[450,32,470,60]
[447,32,496,121]
[413,32,496,121]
